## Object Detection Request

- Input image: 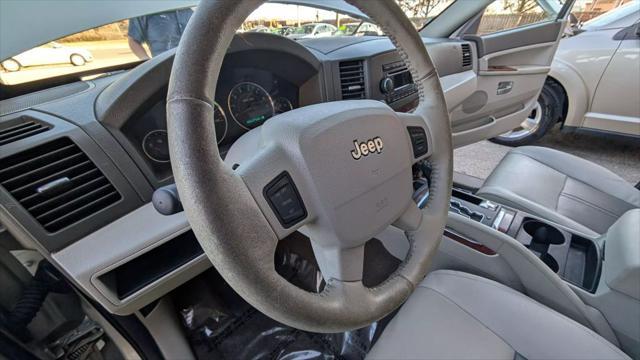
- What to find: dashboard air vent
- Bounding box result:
[339,60,365,100]
[461,44,472,68]
[0,118,50,146]
[0,137,122,232]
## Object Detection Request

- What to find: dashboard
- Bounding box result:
[0,32,476,315]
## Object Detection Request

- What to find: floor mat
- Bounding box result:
[174,237,399,360]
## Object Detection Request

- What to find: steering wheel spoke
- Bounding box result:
[310,241,366,282]
[393,200,423,231]
[226,136,312,240]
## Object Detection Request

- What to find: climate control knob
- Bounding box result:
[380,77,394,94]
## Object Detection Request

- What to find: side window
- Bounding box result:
[475,0,560,35]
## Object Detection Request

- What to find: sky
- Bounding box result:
[247,4,339,21]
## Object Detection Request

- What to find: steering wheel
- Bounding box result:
[167,0,452,333]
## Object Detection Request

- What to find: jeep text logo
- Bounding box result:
[350,137,384,160]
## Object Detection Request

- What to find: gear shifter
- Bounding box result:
[449,200,484,222]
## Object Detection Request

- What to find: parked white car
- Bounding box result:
[286,23,337,39]
[1,42,93,72]
[493,2,640,145]
[337,22,383,36]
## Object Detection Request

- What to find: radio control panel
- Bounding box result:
[380,60,417,104]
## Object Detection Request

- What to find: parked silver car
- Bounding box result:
[1,42,93,72]
[493,1,640,146]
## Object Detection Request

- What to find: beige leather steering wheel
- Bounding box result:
[167,0,452,333]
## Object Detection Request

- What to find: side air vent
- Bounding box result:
[0,137,122,233]
[461,43,472,68]
[0,118,50,146]
[339,60,366,100]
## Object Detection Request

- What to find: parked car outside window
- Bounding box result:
[491,0,640,145]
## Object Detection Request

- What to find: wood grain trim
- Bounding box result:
[444,229,497,256]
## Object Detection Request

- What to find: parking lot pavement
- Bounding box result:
[454,124,640,184]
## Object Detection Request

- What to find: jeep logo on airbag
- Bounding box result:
[350,137,384,160]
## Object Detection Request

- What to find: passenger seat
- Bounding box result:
[477,146,640,237]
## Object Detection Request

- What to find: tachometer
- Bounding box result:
[142,130,170,163]
[274,97,293,114]
[213,101,228,144]
[228,82,274,129]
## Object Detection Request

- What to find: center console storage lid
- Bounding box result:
[604,209,640,300]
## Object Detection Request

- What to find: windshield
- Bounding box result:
[398,0,456,28]
[0,1,455,86]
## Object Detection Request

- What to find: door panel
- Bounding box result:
[450,0,573,147]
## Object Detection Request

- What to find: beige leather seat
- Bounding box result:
[368,270,630,359]
[477,146,639,237]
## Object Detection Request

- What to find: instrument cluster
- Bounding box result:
[131,67,298,178]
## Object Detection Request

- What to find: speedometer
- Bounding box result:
[213,101,228,144]
[228,82,274,130]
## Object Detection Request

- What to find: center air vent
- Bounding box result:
[461,43,472,68]
[0,118,50,146]
[0,137,122,233]
[339,60,365,100]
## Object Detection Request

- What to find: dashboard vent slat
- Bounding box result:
[461,43,472,68]
[339,60,366,100]
[0,119,50,146]
[28,178,110,215]
[42,191,121,232]
[1,152,86,190]
[0,138,122,233]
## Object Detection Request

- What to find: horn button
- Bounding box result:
[260,101,414,247]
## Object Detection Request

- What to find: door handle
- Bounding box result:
[497,81,513,95]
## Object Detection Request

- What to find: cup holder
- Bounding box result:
[540,253,560,273]
[520,219,567,273]
[523,220,565,245]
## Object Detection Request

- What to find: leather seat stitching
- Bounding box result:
[426,270,590,328]
[419,286,516,355]
[502,152,566,206]
[555,175,569,211]
[509,149,639,208]
[559,192,620,219]
[480,150,630,234]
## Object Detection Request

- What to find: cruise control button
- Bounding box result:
[407,126,428,158]
[264,172,307,228]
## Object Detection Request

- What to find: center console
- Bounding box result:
[414,179,640,357]
[415,185,602,293]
